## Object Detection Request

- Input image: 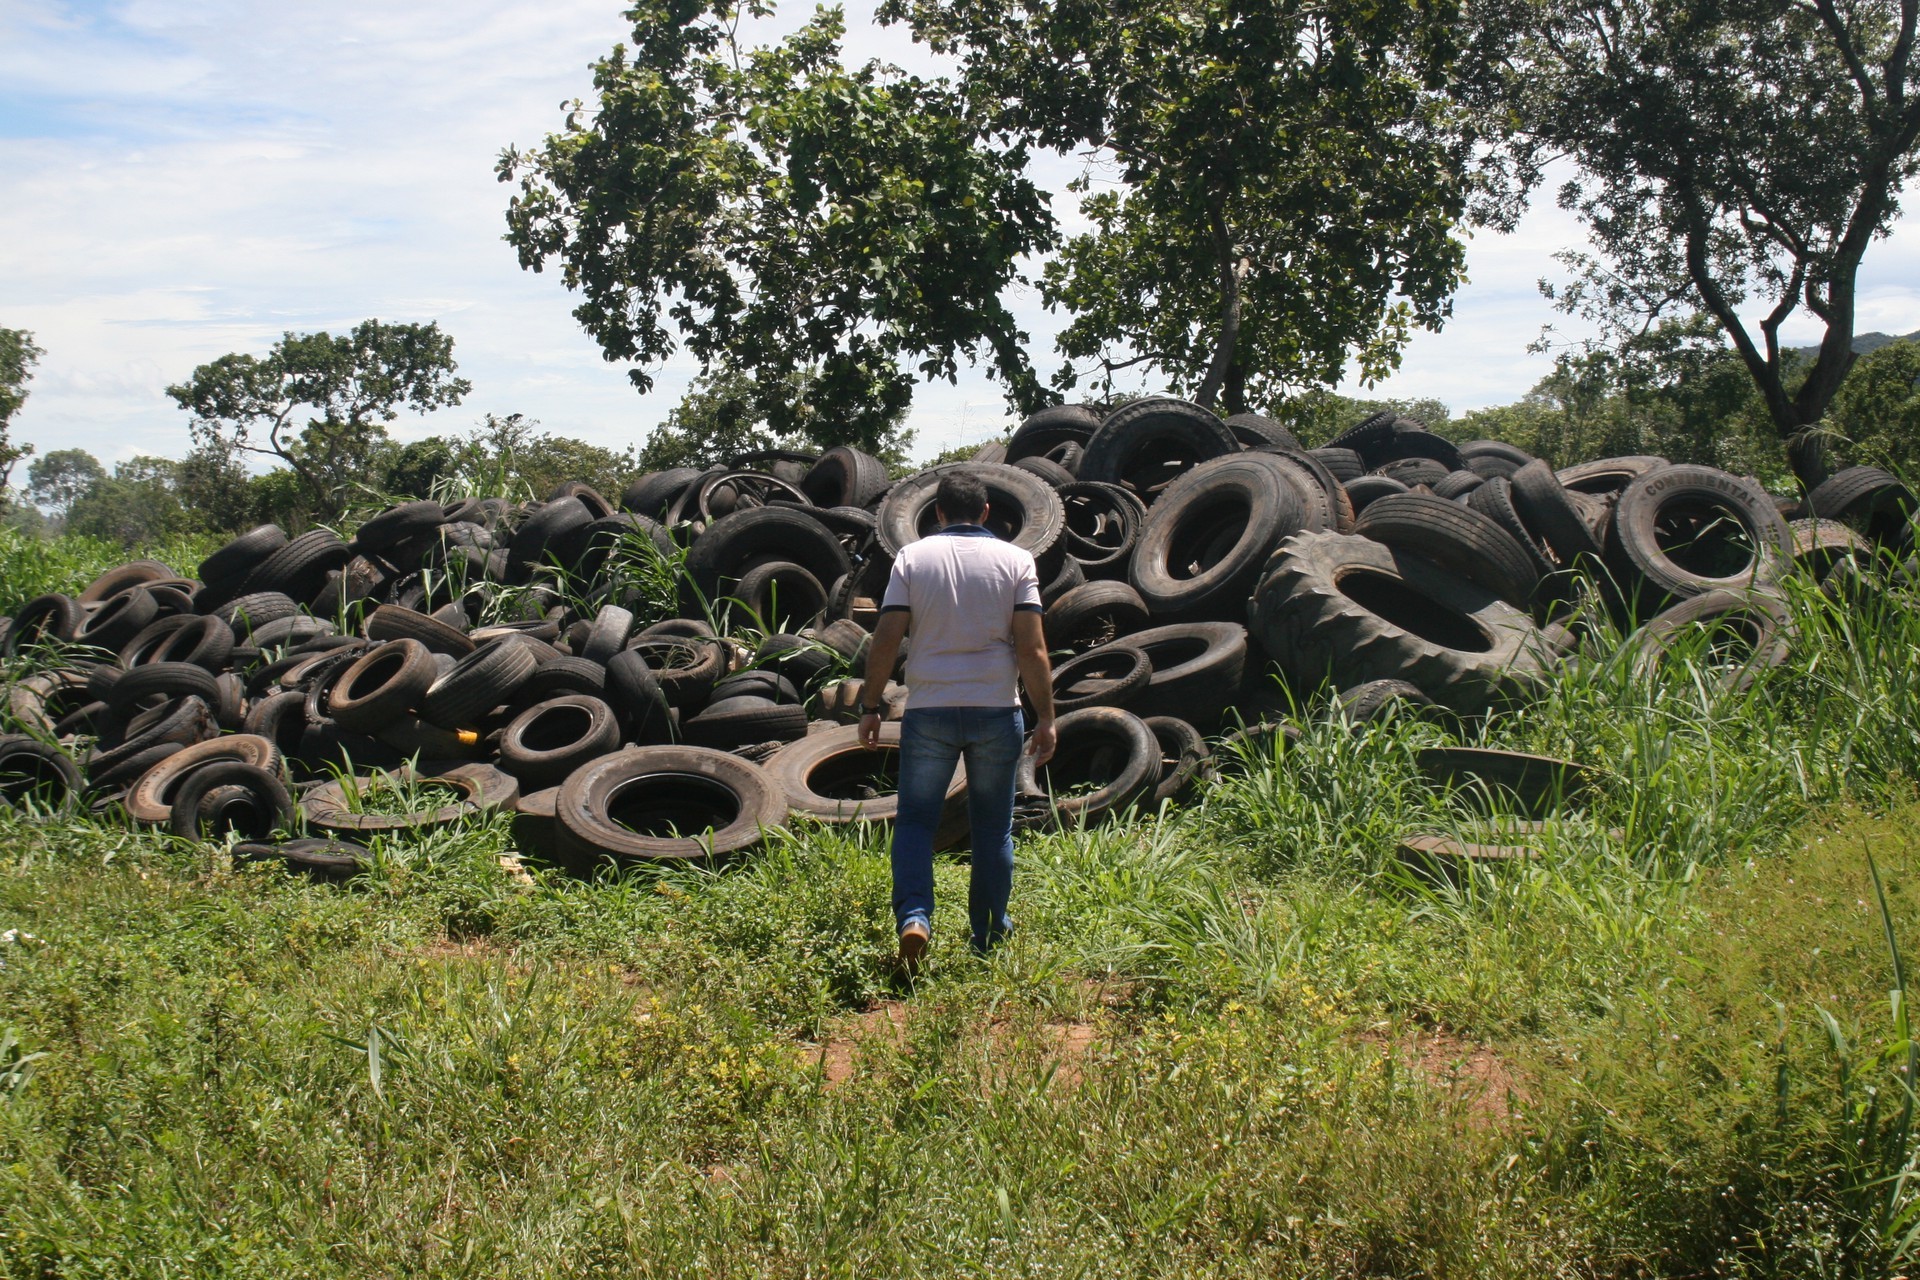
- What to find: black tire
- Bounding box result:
[7,670,94,736]
[1344,475,1410,513]
[354,501,445,554]
[87,741,188,797]
[143,615,235,672]
[1141,715,1210,805]
[1466,477,1557,580]
[682,506,852,618]
[88,697,217,780]
[239,529,352,600]
[1354,493,1542,607]
[1375,457,1452,489]
[1788,517,1879,583]
[74,560,172,606]
[1555,455,1668,498]
[580,513,675,580]
[728,449,819,485]
[1326,411,1396,458]
[626,637,726,713]
[1308,447,1366,483]
[5,594,84,654]
[1013,706,1158,827]
[809,618,869,659]
[766,721,968,827]
[1044,580,1152,651]
[232,837,370,882]
[711,668,802,705]
[102,662,220,716]
[1249,530,1553,713]
[578,605,635,665]
[1333,679,1438,725]
[364,603,475,657]
[1458,440,1535,479]
[520,655,609,701]
[1078,397,1239,498]
[327,640,439,734]
[605,650,676,744]
[165,761,293,841]
[1808,465,1917,547]
[1259,448,1348,533]
[199,525,289,589]
[421,637,542,729]
[621,468,704,521]
[875,463,1067,572]
[1608,464,1793,604]
[249,616,336,651]
[1051,644,1151,713]
[1122,621,1250,729]
[1621,587,1794,694]
[1413,747,1596,815]
[123,735,282,826]
[754,633,839,689]
[1510,460,1604,566]
[499,695,623,789]
[303,762,518,835]
[1041,552,1085,607]
[682,695,809,751]
[1127,453,1311,621]
[1222,412,1300,450]
[555,747,787,862]
[243,690,312,759]
[1056,481,1148,578]
[1431,470,1486,501]
[1370,430,1465,473]
[508,499,595,581]
[1013,454,1078,488]
[801,446,890,509]
[0,735,81,810]
[74,587,160,652]
[1006,405,1101,463]
[725,560,829,632]
[211,592,299,636]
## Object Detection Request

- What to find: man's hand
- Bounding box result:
[858,711,884,749]
[1027,716,1056,766]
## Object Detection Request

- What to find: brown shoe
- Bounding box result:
[897,919,930,973]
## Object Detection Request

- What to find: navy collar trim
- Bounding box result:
[937,523,997,538]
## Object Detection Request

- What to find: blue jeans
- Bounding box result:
[892,705,1023,953]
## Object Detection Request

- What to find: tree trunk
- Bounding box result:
[1195,202,1250,411]
[1223,360,1248,416]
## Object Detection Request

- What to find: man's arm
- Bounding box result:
[1012,610,1056,765]
[857,609,910,749]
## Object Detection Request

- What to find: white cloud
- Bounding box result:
[2,0,1916,472]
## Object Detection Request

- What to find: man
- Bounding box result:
[858,469,1057,969]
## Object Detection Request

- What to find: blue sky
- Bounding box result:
[4,0,1919,470]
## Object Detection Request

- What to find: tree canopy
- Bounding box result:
[166,320,471,522]
[499,0,1054,451]
[885,0,1491,412]
[0,329,42,493]
[1496,0,1920,486]
[26,449,105,519]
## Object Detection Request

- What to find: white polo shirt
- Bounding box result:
[880,526,1043,709]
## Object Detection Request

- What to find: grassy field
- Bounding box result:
[6,531,1920,1276]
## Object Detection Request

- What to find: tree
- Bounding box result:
[0,329,42,492]
[883,0,1493,412]
[25,449,105,520]
[1824,336,1920,473]
[635,369,912,471]
[1497,0,1920,487]
[173,441,256,534]
[386,415,641,503]
[66,456,189,547]
[166,320,471,523]
[498,0,1056,452]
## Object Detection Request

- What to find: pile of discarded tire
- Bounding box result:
[0,401,1910,879]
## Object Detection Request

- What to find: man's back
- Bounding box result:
[882,528,1041,710]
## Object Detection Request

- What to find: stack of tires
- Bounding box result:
[0,401,1911,873]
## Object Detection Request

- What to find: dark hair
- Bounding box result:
[935,470,989,523]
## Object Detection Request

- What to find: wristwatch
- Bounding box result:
[861,705,885,716]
